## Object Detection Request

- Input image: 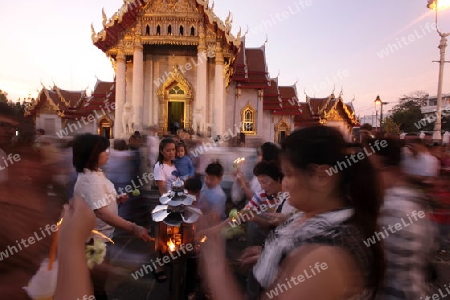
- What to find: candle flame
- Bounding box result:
[56,218,114,244]
[200,235,207,243]
[91,230,114,244]
[167,238,176,251]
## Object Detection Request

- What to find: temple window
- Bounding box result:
[169,85,185,95]
[145,24,150,35]
[179,25,184,36]
[190,26,195,36]
[156,25,161,35]
[241,105,256,134]
[168,25,172,35]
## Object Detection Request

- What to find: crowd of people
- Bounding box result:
[0,101,449,300]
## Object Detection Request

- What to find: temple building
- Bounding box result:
[25,0,358,143]
[25,80,115,139]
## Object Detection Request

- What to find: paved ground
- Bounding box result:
[102,189,450,300]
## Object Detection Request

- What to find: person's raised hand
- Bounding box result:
[239,246,262,269]
[59,196,95,244]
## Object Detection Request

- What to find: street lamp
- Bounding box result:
[427,0,450,141]
[374,95,389,133]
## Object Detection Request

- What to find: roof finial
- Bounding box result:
[293,78,299,85]
[339,86,344,97]
[244,25,249,37]
[351,95,355,102]
[236,26,242,40]
[264,34,268,45]
[331,84,335,95]
[210,1,215,11]
[91,23,96,41]
[276,70,280,78]
[102,8,107,27]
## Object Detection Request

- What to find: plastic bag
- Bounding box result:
[231,178,245,205]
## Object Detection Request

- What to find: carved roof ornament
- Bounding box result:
[102,8,107,27]
[91,23,96,42]
[156,65,194,98]
[225,11,232,34]
[150,0,197,13]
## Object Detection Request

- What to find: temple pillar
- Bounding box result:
[114,49,126,138]
[147,54,155,126]
[194,26,207,134]
[132,36,144,132]
[214,42,225,137]
[257,89,264,135]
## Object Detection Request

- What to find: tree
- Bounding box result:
[389,91,429,133]
[0,90,8,103]
[382,117,401,136]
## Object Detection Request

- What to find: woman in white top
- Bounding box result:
[72,133,153,242]
[153,137,178,195]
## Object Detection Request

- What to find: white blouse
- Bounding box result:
[74,169,118,240]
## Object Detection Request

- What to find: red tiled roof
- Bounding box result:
[263,78,282,111]
[273,86,302,115]
[308,97,331,115]
[232,40,247,81]
[26,81,116,120]
[78,81,115,117]
[237,47,270,89]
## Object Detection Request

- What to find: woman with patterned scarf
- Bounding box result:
[199,125,385,299]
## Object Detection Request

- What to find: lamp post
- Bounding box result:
[427,0,450,141]
[374,95,389,133]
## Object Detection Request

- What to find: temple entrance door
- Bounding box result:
[98,117,112,139]
[168,100,185,134]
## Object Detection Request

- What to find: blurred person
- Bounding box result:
[0,137,63,299]
[402,140,440,182]
[55,139,77,201]
[199,126,384,299]
[128,132,142,183]
[0,102,18,183]
[360,123,374,144]
[154,137,178,194]
[429,176,450,251]
[103,139,134,195]
[72,133,153,299]
[34,128,45,148]
[174,142,194,181]
[198,161,227,220]
[54,196,96,300]
[239,160,296,300]
[145,125,160,170]
[236,142,280,202]
[367,138,437,299]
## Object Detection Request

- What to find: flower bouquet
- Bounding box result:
[23,220,109,300]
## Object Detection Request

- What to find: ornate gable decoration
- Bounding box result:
[157,65,193,98]
[149,0,198,13]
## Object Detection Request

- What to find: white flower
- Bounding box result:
[85,239,107,269]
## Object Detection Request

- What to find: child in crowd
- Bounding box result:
[198,162,227,220]
[174,142,194,181]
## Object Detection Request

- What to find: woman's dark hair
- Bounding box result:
[260,142,280,162]
[72,133,109,172]
[253,160,283,182]
[280,126,384,295]
[156,137,176,165]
